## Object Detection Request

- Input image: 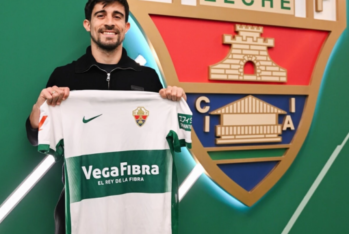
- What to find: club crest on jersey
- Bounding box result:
[133,107,149,127]
[129,0,346,206]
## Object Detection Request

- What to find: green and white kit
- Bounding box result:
[38,91,192,234]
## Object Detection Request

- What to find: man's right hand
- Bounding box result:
[29,86,70,129]
[37,86,70,107]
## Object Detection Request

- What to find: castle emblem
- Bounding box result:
[132,107,149,127]
[210,25,287,82]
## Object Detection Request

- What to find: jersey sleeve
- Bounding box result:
[37,102,64,159]
[167,98,192,153]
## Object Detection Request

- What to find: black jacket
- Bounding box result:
[25,46,163,234]
[26,46,163,146]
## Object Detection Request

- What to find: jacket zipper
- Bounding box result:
[106,67,127,89]
[106,73,111,89]
[86,65,136,90]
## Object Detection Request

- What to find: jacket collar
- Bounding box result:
[75,46,141,73]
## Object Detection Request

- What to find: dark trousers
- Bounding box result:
[54,188,65,234]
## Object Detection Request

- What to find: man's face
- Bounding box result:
[84,2,130,51]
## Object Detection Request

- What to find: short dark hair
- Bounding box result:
[85,0,129,22]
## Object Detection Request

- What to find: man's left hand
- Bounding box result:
[159,86,187,101]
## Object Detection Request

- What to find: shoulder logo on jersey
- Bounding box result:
[83,114,102,124]
[178,114,192,131]
[133,107,149,127]
[38,115,48,131]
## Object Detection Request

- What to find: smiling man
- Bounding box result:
[25,0,187,233]
[86,1,129,53]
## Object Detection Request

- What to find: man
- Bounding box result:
[26,0,186,233]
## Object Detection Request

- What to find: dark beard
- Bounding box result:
[90,29,122,52]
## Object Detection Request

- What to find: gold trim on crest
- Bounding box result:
[129,0,347,206]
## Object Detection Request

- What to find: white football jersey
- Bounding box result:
[38,91,192,234]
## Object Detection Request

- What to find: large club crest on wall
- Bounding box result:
[129,0,346,206]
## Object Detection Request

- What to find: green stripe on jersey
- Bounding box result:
[65,150,173,203]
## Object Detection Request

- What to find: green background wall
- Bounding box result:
[0,0,348,233]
